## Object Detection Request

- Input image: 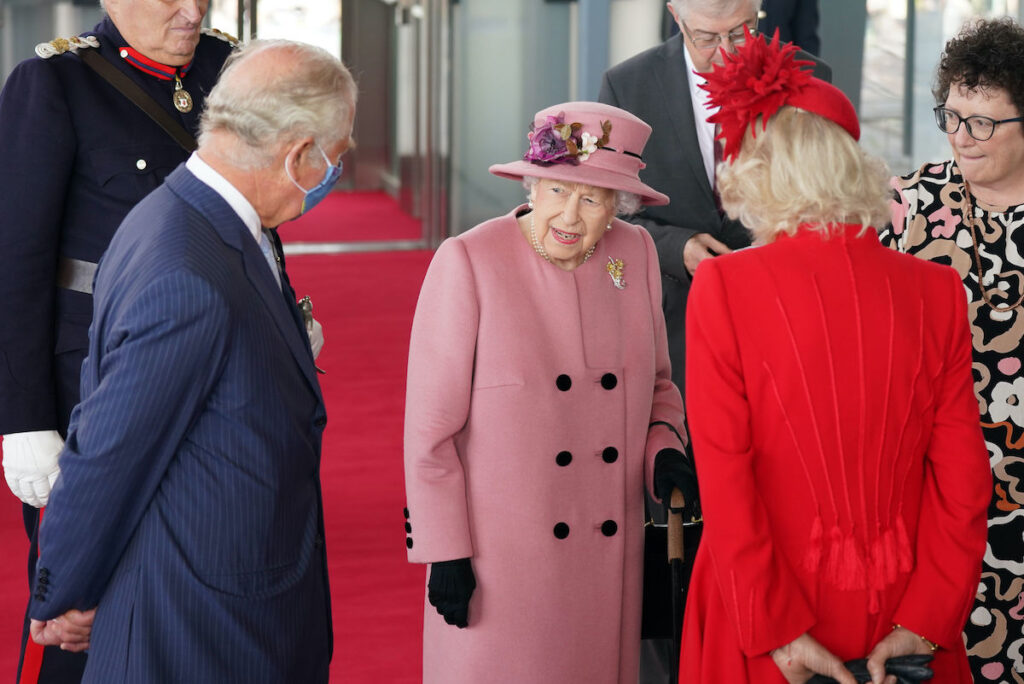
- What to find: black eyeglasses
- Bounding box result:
[681,18,759,51]
[933,106,1024,141]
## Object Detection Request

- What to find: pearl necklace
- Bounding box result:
[529,213,596,267]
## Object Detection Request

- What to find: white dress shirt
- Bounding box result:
[684,48,719,189]
[185,152,262,243]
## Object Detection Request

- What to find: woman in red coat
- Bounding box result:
[679,33,992,684]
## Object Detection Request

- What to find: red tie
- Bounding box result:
[713,131,724,216]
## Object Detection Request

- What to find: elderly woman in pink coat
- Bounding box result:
[402,101,695,684]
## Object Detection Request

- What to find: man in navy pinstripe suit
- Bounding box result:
[24,39,356,683]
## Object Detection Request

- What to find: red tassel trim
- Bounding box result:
[808,516,913,607]
[803,516,824,573]
[825,524,844,581]
[835,534,867,590]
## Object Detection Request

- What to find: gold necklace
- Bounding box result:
[960,180,1024,312]
[529,213,596,267]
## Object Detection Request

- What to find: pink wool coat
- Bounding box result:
[403,206,687,684]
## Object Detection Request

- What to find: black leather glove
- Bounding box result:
[883,654,934,683]
[653,448,700,519]
[427,557,476,628]
[806,654,934,684]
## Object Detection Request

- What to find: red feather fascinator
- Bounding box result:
[700,28,859,162]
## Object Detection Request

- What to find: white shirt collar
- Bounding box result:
[684,47,719,188]
[185,153,262,242]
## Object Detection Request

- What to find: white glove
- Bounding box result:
[2,430,64,507]
[307,316,324,360]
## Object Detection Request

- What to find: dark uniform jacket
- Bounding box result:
[0,17,234,436]
[760,0,821,56]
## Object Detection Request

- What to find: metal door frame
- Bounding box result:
[231,0,449,254]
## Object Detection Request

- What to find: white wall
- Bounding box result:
[609,0,664,65]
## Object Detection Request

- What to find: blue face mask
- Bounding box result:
[286,144,343,214]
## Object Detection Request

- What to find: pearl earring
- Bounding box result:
[528,199,534,209]
[606,221,613,231]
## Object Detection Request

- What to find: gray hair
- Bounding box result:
[613,190,643,216]
[670,0,760,21]
[521,176,642,217]
[198,39,358,169]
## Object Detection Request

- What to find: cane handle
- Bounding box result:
[667,488,685,562]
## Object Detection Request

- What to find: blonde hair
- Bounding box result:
[716,107,891,243]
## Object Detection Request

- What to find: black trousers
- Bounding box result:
[16,346,88,684]
[16,504,87,684]
[638,490,678,684]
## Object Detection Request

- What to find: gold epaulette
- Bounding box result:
[202,27,240,47]
[35,35,100,59]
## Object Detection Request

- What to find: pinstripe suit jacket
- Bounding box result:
[29,166,332,683]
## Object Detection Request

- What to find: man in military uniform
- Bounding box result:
[0,1,235,681]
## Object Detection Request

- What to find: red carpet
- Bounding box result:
[281,191,422,243]
[291,251,430,683]
[0,501,25,678]
[0,248,434,682]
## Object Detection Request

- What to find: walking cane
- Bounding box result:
[667,488,686,678]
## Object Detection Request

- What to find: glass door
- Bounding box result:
[208,0,450,251]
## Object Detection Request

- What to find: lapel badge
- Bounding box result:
[298,295,326,375]
[606,257,626,290]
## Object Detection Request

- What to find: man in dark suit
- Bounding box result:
[760,0,821,55]
[599,2,829,682]
[25,39,355,683]
[0,2,237,680]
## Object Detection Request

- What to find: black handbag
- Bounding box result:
[640,501,703,640]
[805,655,934,683]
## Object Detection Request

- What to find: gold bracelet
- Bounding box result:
[893,623,939,652]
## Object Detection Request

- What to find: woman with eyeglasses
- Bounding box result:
[884,17,1024,683]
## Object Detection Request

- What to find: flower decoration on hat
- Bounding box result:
[699,27,814,161]
[524,113,612,165]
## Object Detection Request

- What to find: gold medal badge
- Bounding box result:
[173,76,193,113]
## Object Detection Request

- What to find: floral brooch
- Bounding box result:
[524,113,611,165]
[606,257,626,290]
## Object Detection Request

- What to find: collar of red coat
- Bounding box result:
[779,222,880,243]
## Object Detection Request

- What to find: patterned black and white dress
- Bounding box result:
[886,159,1024,684]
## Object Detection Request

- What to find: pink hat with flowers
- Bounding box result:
[489,101,670,206]
[700,29,860,162]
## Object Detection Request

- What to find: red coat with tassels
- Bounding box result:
[680,224,991,683]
